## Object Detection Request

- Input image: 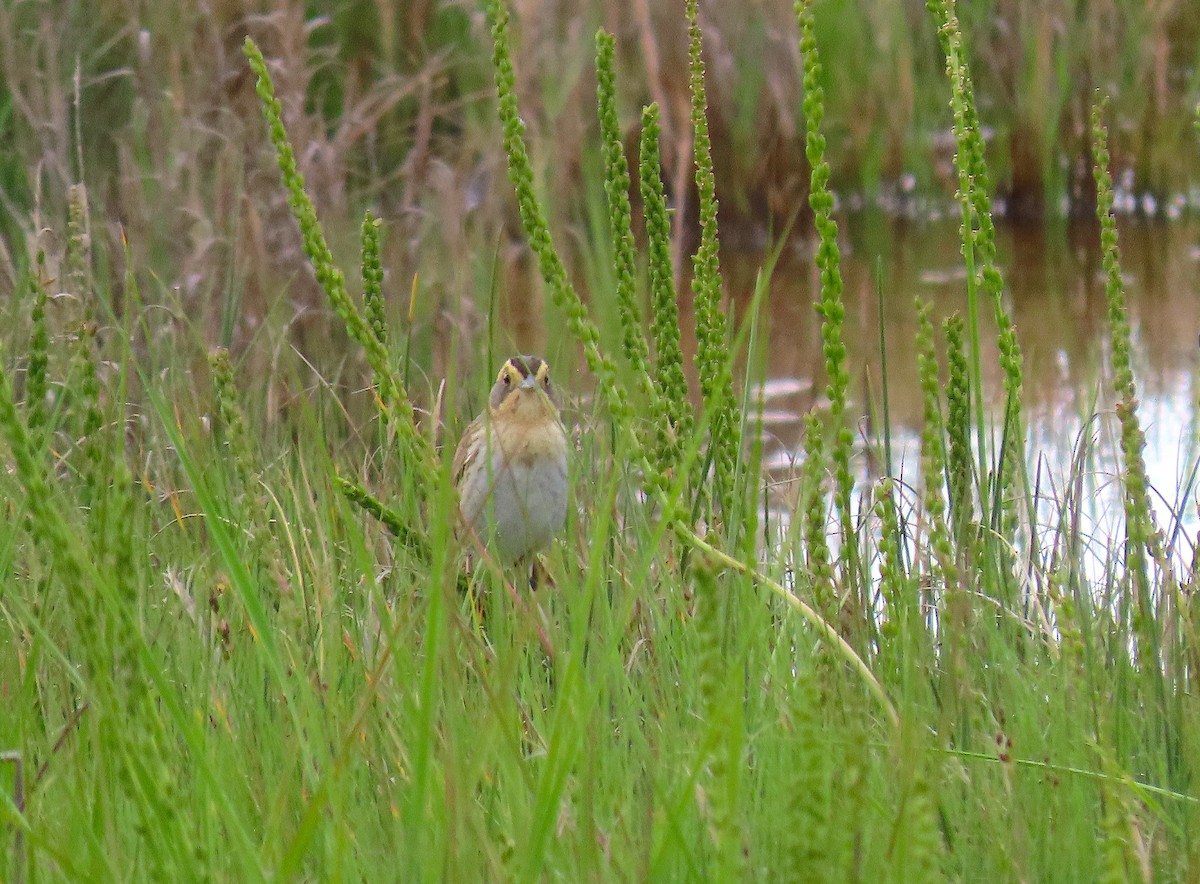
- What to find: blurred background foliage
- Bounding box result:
[0,0,1197,352]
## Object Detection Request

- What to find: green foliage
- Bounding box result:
[0,357,91,633]
[796,0,856,598]
[335,473,408,540]
[595,32,653,396]
[874,481,907,629]
[24,252,49,432]
[360,212,387,348]
[943,313,973,548]
[210,347,286,609]
[928,0,1025,531]
[243,37,433,490]
[63,186,104,491]
[1090,96,1158,651]
[1096,747,1142,884]
[691,558,744,878]
[685,0,741,527]
[638,103,693,480]
[890,762,943,880]
[1,4,1198,882]
[915,299,958,593]
[929,0,1030,622]
[0,274,200,879]
[801,413,834,617]
[779,670,834,880]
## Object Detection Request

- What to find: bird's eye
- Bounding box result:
[543,374,551,387]
[502,374,511,385]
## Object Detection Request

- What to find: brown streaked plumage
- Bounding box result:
[453,355,568,568]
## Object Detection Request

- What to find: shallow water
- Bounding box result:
[708,216,1200,557]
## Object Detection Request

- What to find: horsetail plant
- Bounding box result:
[916,299,973,733]
[210,347,287,608]
[926,0,984,456]
[596,29,684,505]
[890,765,942,881]
[68,305,105,515]
[691,557,744,880]
[875,480,908,629]
[1,750,24,883]
[24,252,49,433]
[64,183,91,307]
[796,0,857,595]
[780,671,834,878]
[1098,751,1142,882]
[638,103,693,479]
[943,314,974,550]
[62,186,104,477]
[914,300,960,600]
[685,0,742,527]
[0,357,116,698]
[89,275,139,596]
[243,38,434,493]
[801,413,835,621]
[360,212,394,468]
[361,211,388,348]
[875,478,926,683]
[210,349,257,501]
[97,435,139,598]
[595,32,654,397]
[1091,97,1159,656]
[928,0,1026,538]
[335,474,414,547]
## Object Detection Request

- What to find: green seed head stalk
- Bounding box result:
[1092,96,1157,639]
[26,252,50,432]
[361,212,388,348]
[801,414,835,616]
[639,104,693,473]
[244,38,433,494]
[797,0,854,567]
[596,31,654,393]
[943,314,974,545]
[916,300,959,591]
[685,0,741,521]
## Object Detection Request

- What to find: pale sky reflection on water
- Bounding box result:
[711,217,1200,567]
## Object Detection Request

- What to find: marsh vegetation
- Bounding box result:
[1,0,1199,879]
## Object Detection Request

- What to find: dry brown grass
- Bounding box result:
[0,0,1195,374]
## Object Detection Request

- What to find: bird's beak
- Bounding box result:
[519,375,538,391]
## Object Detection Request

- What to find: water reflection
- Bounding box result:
[708,217,1200,546]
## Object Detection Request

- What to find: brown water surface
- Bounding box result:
[710,217,1200,535]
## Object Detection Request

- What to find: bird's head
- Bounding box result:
[489,355,560,420]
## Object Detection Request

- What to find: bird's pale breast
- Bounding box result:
[459,415,567,563]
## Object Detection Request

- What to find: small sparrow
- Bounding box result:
[453,355,568,570]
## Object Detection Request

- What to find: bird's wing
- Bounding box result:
[452,416,482,488]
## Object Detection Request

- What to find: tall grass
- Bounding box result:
[0,1,1198,880]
